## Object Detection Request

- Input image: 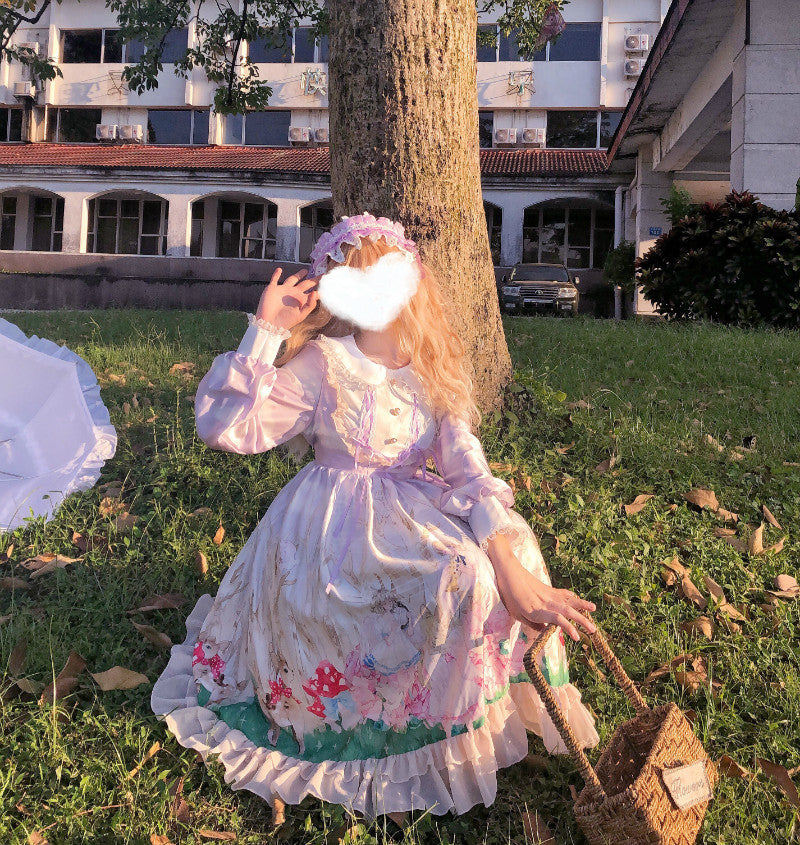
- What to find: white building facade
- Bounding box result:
[607,0,800,314]
[0,0,669,287]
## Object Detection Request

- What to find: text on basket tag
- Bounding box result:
[661,760,712,810]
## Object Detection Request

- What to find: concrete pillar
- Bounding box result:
[633,146,671,315]
[499,199,525,266]
[13,193,31,251]
[165,195,190,257]
[199,197,217,257]
[613,186,624,247]
[730,0,800,210]
[60,193,87,254]
[275,198,304,262]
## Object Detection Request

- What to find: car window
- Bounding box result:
[513,266,570,282]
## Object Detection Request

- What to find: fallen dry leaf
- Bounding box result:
[748,524,764,555]
[91,667,150,691]
[704,576,726,605]
[0,576,31,591]
[683,488,719,511]
[39,651,87,704]
[713,527,737,538]
[0,614,12,625]
[212,525,225,545]
[624,494,654,516]
[169,362,195,375]
[674,669,707,693]
[520,812,554,845]
[113,512,138,533]
[195,551,209,576]
[128,593,187,614]
[763,537,786,555]
[72,531,111,555]
[128,741,161,778]
[603,593,635,619]
[775,574,799,595]
[555,442,575,455]
[679,617,714,640]
[99,496,126,517]
[644,653,695,685]
[188,507,213,519]
[567,399,591,411]
[680,575,708,610]
[715,508,739,523]
[10,637,27,675]
[757,758,800,809]
[704,433,725,453]
[595,455,617,474]
[28,833,50,845]
[762,505,782,530]
[132,622,172,650]
[721,535,748,553]
[22,553,82,579]
[522,753,549,770]
[150,836,175,845]
[718,755,750,779]
[663,556,689,577]
[197,833,236,842]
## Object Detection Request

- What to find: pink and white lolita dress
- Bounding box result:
[151,317,599,818]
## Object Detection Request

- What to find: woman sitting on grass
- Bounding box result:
[152,213,599,826]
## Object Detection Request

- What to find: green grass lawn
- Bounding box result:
[2,311,800,845]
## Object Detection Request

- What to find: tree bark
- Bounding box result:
[328,0,512,412]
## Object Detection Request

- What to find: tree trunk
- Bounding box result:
[328,0,512,412]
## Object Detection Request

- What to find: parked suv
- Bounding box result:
[498,263,580,315]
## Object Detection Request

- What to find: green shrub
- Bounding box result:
[637,190,800,326]
[603,239,636,295]
[659,183,698,224]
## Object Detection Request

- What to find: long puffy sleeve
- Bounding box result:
[195,316,323,454]
[431,414,523,550]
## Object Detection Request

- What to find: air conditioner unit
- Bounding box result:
[288,126,312,144]
[494,127,517,145]
[12,82,36,99]
[96,123,118,141]
[624,34,649,52]
[313,127,329,144]
[118,123,143,142]
[16,41,40,55]
[624,59,646,77]
[520,127,545,147]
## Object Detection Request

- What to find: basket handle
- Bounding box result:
[522,623,649,799]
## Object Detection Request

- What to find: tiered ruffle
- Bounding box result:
[152,595,599,818]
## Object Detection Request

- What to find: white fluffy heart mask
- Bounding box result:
[317,252,421,331]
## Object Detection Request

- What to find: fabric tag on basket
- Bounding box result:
[661,760,712,809]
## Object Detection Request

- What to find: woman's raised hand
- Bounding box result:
[487,533,596,642]
[256,267,319,331]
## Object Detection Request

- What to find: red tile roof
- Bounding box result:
[0,143,609,177]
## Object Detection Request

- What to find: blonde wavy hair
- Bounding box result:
[276,238,479,424]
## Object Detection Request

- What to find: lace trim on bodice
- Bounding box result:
[312,335,435,466]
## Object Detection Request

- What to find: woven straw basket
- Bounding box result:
[524,624,718,845]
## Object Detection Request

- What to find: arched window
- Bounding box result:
[299,201,334,263]
[218,199,278,259]
[87,194,168,255]
[522,203,614,269]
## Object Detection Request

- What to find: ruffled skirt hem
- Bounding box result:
[151,595,600,818]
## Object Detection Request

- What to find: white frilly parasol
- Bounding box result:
[0,318,117,532]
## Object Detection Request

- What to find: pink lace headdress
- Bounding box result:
[309,212,420,277]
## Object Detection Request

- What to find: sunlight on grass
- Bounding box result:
[2,310,800,844]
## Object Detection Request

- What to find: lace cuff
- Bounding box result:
[237,315,292,365]
[471,497,524,552]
